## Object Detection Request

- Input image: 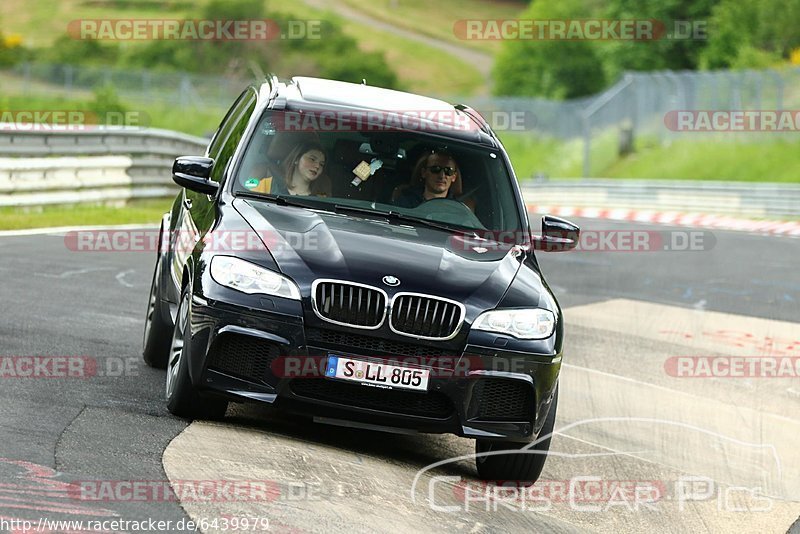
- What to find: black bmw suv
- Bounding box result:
[142,75,579,483]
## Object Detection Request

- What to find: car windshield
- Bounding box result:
[231,109,524,236]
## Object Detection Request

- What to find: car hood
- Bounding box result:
[234,198,533,314]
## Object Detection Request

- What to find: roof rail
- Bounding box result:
[454,104,492,135]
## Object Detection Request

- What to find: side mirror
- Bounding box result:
[531,215,580,252]
[172,156,219,195]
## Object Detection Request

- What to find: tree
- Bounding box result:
[700,0,800,69]
[598,0,717,80]
[492,0,606,98]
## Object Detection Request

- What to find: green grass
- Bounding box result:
[501,130,800,182]
[500,129,619,179]
[339,0,525,54]
[0,93,224,137]
[605,138,800,182]
[0,198,173,230]
[271,2,485,97]
[0,0,181,46]
[1,0,485,98]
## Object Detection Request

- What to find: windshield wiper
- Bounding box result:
[332,204,478,237]
[235,191,323,210]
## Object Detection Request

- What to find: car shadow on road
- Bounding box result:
[221,401,478,480]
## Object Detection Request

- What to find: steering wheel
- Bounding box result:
[411,197,485,228]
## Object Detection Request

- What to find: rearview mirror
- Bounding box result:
[172,156,219,195]
[531,215,580,252]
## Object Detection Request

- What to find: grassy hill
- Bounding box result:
[0,0,488,96]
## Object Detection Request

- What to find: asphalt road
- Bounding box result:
[0,216,798,533]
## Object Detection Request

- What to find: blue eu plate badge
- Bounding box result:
[325,356,338,378]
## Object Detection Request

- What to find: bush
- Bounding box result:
[120,4,399,87]
[700,0,800,68]
[38,34,119,65]
[0,32,32,66]
[88,84,128,123]
[597,0,716,81]
[492,0,606,99]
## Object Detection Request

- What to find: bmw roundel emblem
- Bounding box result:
[382,275,400,287]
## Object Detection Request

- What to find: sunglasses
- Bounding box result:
[426,165,456,176]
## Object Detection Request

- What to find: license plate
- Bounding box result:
[325,355,430,392]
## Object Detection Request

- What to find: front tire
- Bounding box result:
[142,255,172,369]
[165,287,227,420]
[475,384,559,484]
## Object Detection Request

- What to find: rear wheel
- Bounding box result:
[165,287,228,420]
[142,255,172,369]
[475,384,558,485]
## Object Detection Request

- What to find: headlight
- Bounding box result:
[472,309,556,339]
[210,256,300,300]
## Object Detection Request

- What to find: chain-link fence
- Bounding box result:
[3,62,800,176]
[2,62,249,109]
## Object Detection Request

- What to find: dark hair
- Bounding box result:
[281,142,331,196]
[410,149,462,196]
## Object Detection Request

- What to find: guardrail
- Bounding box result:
[0,125,208,207]
[521,179,800,219]
[3,126,799,218]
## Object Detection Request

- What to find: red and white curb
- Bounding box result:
[527,205,800,238]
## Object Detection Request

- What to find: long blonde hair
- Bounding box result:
[282,142,332,196]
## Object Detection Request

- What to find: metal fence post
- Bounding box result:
[65,65,73,97]
[582,114,591,178]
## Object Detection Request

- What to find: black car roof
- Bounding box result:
[256,76,498,147]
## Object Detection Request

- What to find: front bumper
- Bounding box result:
[187,294,560,442]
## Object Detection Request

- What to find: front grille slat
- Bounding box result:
[411,297,420,332]
[390,294,463,340]
[437,302,448,337]
[314,281,386,328]
[421,299,431,336]
[347,285,354,323]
